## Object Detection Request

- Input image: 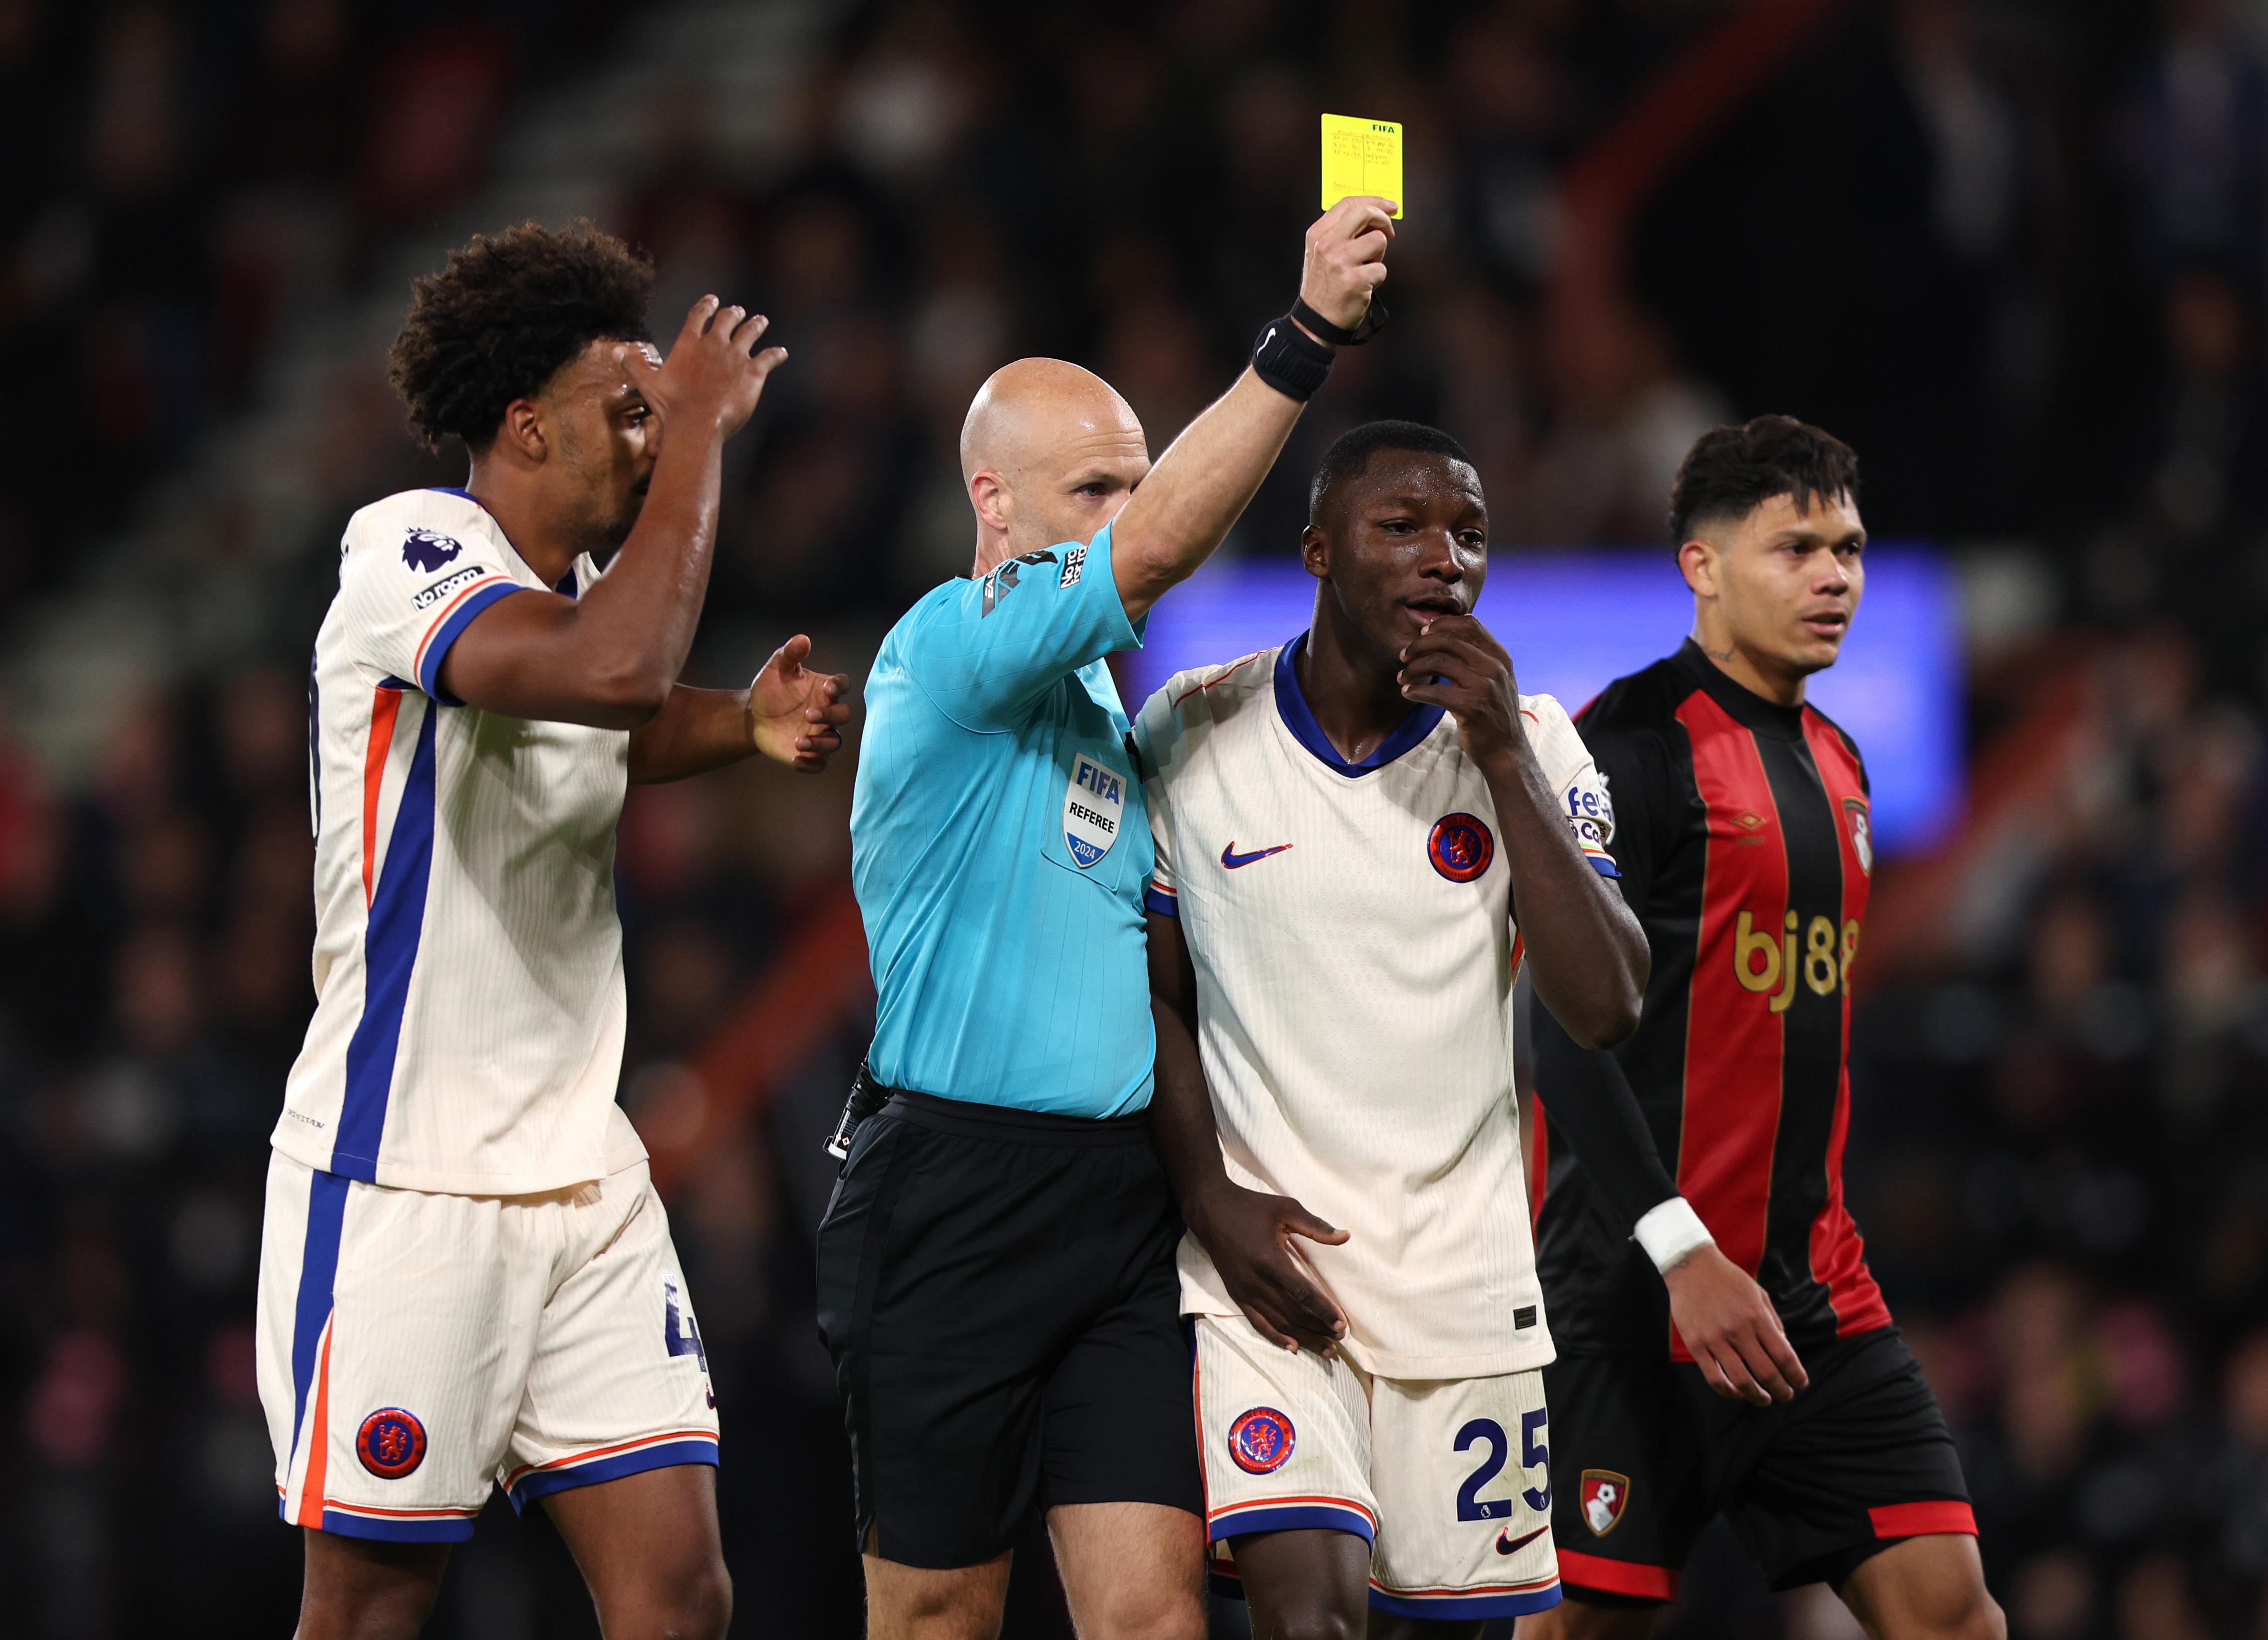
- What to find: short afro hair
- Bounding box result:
[1667,415,1859,547]
[388,221,655,453]
[1308,420,1478,523]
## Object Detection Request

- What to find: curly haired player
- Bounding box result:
[254,222,848,1640]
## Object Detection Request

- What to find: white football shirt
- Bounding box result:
[271,487,646,1195]
[1135,636,1616,1378]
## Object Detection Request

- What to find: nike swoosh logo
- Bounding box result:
[1496,1524,1547,1556]
[1220,842,1294,869]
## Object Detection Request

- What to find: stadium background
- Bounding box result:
[2,0,2267,1635]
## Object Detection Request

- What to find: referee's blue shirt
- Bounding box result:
[851,522,1156,1118]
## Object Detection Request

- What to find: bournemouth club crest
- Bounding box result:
[357,1407,429,1479]
[1844,797,1873,876]
[1228,1406,1296,1475]
[1580,1470,1629,1536]
[1428,813,1495,883]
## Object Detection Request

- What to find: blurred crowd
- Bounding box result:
[1835,627,2268,1640]
[0,0,626,611]
[10,0,2268,1635]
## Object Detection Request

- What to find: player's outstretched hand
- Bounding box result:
[1188,1181,1351,1357]
[1663,1242,1810,1406]
[1398,613,1527,768]
[619,294,789,443]
[1296,195,1395,337]
[748,635,851,773]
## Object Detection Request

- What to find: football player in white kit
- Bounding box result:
[256,224,849,1639]
[1137,422,1650,1635]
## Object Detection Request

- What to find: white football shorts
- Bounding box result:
[256,1149,719,1540]
[1194,1312,1562,1621]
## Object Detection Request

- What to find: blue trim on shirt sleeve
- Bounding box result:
[1587,854,1621,879]
[1144,886,1179,917]
[416,582,522,703]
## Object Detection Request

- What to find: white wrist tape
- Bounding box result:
[1634,1197,1714,1273]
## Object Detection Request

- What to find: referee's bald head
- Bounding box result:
[960,359,1138,485]
[959,359,1150,574]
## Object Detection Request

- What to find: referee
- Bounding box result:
[820,196,1396,1640]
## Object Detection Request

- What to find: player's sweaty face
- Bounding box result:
[1710,491,1866,674]
[543,339,661,551]
[1311,453,1488,654]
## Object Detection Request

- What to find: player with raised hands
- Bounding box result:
[258,222,847,1640]
[1139,420,1649,1635]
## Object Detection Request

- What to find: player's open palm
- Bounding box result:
[1190,1181,1351,1356]
[624,294,789,441]
[1299,195,1396,335]
[1664,1242,1810,1406]
[748,634,851,772]
[1398,614,1525,766]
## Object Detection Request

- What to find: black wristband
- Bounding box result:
[1251,314,1336,401]
[1290,295,1388,346]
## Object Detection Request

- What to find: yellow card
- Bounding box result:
[1321,114,1403,218]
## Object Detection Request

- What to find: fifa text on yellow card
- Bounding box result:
[1320,115,1403,218]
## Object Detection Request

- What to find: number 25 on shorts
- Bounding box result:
[1453,1410,1551,1521]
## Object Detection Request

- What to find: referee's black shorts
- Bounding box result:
[814,1088,1203,1568]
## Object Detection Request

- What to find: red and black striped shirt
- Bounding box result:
[1532,640,1891,1360]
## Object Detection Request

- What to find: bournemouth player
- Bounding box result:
[256,225,849,1639]
[1517,418,2004,1640]
[1138,422,1649,1634]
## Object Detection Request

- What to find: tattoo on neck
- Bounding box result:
[1702,643,1735,664]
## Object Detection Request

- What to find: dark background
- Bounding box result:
[2,1,2267,1636]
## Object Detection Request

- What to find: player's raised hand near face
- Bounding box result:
[1297,195,1396,337]
[748,634,852,773]
[1664,1242,1810,1406]
[617,294,790,442]
[1409,613,1649,1045]
[1187,1182,1352,1357]
[1396,613,1528,769]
